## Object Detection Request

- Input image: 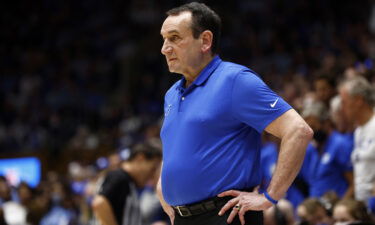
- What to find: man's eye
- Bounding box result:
[170,36,180,42]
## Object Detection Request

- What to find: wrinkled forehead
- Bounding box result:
[160,11,192,36]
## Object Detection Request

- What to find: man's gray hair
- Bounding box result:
[330,95,341,116]
[341,76,375,107]
[302,100,329,121]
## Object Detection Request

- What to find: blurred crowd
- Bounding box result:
[2,0,375,224]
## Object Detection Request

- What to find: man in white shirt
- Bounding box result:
[339,76,375,203]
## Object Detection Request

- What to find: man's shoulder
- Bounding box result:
[213,60,262,86]
[218,60,256,75]
[105,168,131,182]
[98,168,131,196]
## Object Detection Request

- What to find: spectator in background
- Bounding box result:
[0,176,20,224]
[0,176,11,206]
[92,143,162,225]
[319,191,340,219]
[339,77,375,203]
[39,180,79,225]
[263,199,295,225]
[17,182,33,207]
[302,101,354,198]
[329,95,355,197]
[314,74,336,108]
[333,199,374,225]
[296,198,330,225]
[0,180,34,225]
[16,182,47,224]
[329,95,355,135]
[2,193,28,225]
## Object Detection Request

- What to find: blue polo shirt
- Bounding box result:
[307,131,353,197]
[160,56,292,206]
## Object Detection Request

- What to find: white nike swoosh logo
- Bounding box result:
[270,98,279,108]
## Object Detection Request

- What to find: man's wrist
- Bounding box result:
[263,191,279,205]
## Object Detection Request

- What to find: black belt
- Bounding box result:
[173,187,254,217]
[173,196,230,217]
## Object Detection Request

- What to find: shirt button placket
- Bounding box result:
[178,96,185,112]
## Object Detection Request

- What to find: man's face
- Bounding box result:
[160,11,203,75]
[311,207,329,225]
[315,79,334,103]
[331,108,346,133]
[339,86,358,123]
[333,205,355,224]
[138,157,161,187]
[297,205,328,225]
[331,104,353,133]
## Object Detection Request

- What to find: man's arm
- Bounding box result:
[218,109,313,224]
[92,195,118,225]
[156,174,175,225]
[264,109,313,201]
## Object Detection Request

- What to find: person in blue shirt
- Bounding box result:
[329,95,355,199]
[156,2,313,225]
[301,101,353,198]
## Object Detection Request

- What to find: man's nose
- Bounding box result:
[161,41,172,55]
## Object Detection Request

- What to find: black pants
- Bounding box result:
[174,206,263,225]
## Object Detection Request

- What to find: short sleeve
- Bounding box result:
[231,70,292,133]
[99,170,130,203]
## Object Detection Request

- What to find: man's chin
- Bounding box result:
[167,67,178,74]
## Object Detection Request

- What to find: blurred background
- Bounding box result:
[1,0,375,224]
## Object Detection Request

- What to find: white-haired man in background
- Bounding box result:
[339,76,375,204]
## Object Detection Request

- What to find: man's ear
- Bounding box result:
[200,30,213,53]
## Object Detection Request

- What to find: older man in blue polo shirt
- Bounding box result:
[157,2,313,225]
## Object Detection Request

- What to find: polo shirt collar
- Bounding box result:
[177,55,222,91]
[193,55,222,86]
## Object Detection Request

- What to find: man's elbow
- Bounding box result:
[297,122,314,142]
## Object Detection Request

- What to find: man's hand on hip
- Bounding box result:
[217,189,273,225]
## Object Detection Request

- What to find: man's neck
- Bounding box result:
[357,106,374,126]
[184,54,215,88]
